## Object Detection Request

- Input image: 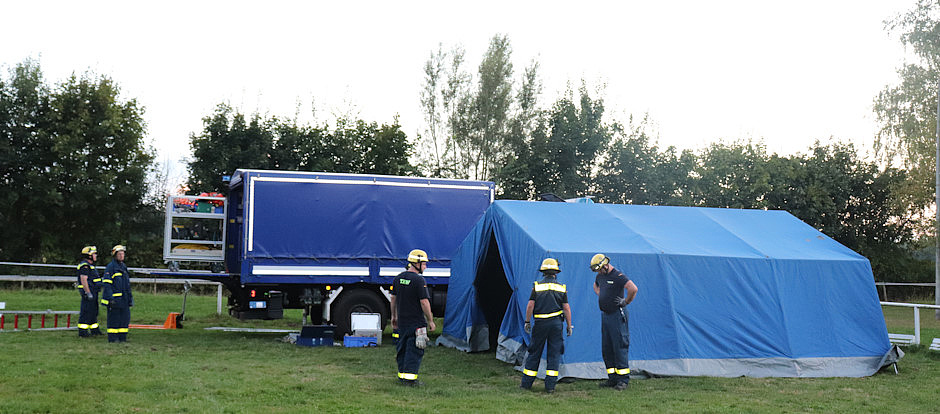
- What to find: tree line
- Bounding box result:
[3,5,938,283]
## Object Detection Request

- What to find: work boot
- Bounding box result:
[598,381,615,388]
[614,381,629,391]
[545,388,555,394]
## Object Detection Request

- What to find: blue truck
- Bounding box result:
[177,169,494,336]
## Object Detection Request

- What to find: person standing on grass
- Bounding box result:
[591,253,638,390]
[390,249,436,387]
[102,245,133,343]
[519,258,573,394]
[76,246,103,337]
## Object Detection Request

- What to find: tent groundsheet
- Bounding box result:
[436,201,898,378]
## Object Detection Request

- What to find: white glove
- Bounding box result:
[415,327,429,349]
[524,321,532,334]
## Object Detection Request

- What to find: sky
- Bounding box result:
[0,1,921,187]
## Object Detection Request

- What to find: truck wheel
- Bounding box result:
[332,289,388,338]
[168,261,180,272]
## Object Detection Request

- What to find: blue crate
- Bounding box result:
[343,336,379,347]
[297,336,333,347]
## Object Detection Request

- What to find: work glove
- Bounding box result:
[615,296,628,308]
[567,324,574,337]
[524,321,532,334]
[415,327,429,349]
[85,291,94,300]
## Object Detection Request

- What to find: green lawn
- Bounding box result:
[2,288,939,413]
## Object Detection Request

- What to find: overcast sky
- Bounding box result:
[1,0,920,185]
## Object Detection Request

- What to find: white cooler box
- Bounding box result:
[350,312,382,345]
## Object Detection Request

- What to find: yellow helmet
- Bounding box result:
[407,249,429,263]
[111,245,126,255]
[540,258,560,272]
[81,246,97,255]
[590,253,609,271]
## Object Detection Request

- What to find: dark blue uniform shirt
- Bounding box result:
[76,261,101,294]
[103,260,133,308]
[392,271,429,330]
[595,267,629,314]
[528,275,568,319]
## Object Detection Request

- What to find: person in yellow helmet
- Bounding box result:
[591,253,638,390]
[102,245,133,343]
[390,249,436,386]
[76,246,103,337]
[519,258,573,394]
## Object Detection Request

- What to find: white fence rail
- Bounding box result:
[0,275,224,315]
[881,301,940,345]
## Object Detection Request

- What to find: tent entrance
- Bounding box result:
[473,233,513,352]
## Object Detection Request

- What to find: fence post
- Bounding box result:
[217,284,222,315]
[914,306,921,345]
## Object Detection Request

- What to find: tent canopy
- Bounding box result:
[437,200,895,378]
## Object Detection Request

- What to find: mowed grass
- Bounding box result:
[0,288,938,413]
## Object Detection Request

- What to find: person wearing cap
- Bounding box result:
[519,258,573,394]
[590,253,638,390]
[102,244,134,343]
[76,246,103,337]
[390,249,436,387]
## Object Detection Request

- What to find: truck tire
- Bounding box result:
[332,289,388,338]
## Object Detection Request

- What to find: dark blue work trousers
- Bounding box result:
[396,326,425,383]
[601,308,630,385]
[107,306,130,343]
[77,293,99,337]
[520,317,564,391]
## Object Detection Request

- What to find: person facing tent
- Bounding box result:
[519,258,573,394]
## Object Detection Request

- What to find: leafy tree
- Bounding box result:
[595,116,695,205]
[187,105,416,194]
[0,59,157,264]
[188,104,276,193]
[470,35,514,181]
[692,141,773,209]
[493,60,543,200]
[873,0,939,232]
[417,35,519,181]
[493,84,612,199]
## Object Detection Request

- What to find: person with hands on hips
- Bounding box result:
[591,253,638,390]
[390,249,437,387]
[520,258,572,394]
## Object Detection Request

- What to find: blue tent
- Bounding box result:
[437,200,897,378]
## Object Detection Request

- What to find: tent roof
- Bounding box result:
[494,200,866,260]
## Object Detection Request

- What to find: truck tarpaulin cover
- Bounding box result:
[437,200,898,378]
[245,172,493,260]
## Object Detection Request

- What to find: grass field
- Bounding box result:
[2,288,939,413]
